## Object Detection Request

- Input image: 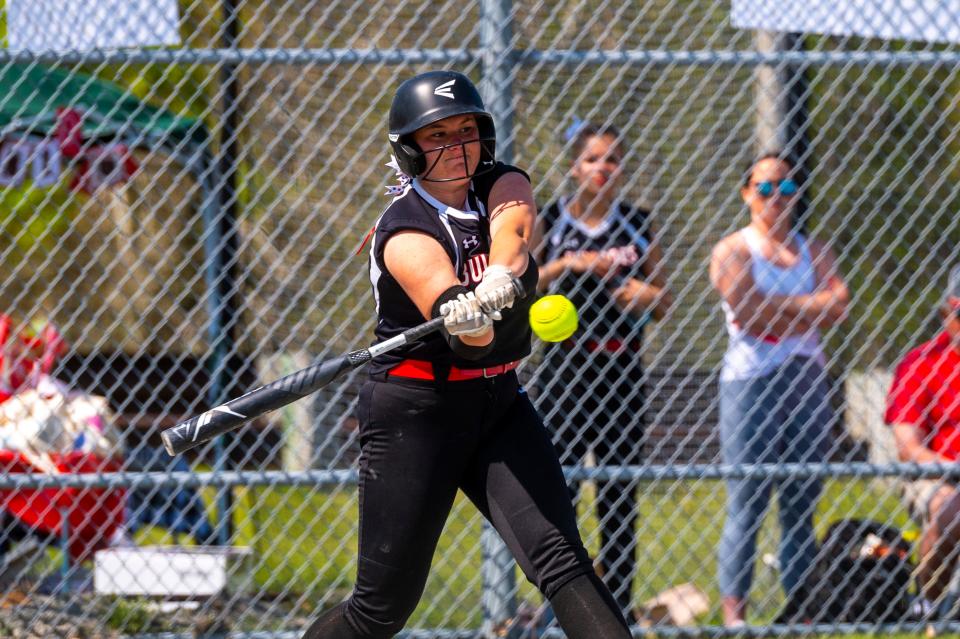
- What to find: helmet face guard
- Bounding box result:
[389,71,497,180]
[398,133,497,183]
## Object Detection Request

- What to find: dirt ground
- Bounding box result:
[0,586,315,638]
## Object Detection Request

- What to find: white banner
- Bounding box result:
[731,0,960,44]
[0,137,61,187]
[8,0,181,52]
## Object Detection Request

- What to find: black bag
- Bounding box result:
[779,518,914,624]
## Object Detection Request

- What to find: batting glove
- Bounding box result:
[439,292,493,337]
[474,264,516,317]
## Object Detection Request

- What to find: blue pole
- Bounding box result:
[480,0,515,164]
[203,0,244,547]
[60,506,71,592]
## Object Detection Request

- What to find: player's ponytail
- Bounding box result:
[384,155,412,196]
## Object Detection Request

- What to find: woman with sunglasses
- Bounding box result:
[709,152,849,626]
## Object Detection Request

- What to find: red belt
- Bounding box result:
[731,321,781,344]
[389,359,521,381]
[561,338,642,353]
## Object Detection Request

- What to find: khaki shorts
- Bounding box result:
[903,479,957,521]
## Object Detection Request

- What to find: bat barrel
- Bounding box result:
[161,354,357,456]
[161,412,242,456]
[159,284,539,458]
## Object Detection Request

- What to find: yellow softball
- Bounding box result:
[529,295,578,342]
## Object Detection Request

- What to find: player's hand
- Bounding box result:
[474,265,515,317]
[565,250,614,277]
[439,292,493,337]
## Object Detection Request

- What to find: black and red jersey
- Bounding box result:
[537,198,652,342]
[367,162,538,377]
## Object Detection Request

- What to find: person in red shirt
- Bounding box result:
[885,265,960,601]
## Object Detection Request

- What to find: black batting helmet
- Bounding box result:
[388,70,496,179]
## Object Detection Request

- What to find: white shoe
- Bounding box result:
[108,527,136,548]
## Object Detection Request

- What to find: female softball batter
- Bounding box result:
[303,71,631,638]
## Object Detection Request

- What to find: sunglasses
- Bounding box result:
[754,178,798,198]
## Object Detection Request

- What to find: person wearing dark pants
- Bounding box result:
[302,71,631,639]
[540,342,646,612]
[534,121,671,616]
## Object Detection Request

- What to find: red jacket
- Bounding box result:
[0,450,124,561]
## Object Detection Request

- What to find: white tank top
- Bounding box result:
[720,227,824,382]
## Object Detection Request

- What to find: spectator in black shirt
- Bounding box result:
[534,121,672,617]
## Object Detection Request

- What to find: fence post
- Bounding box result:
[208,0,244,547]
[479,0,518,634]
[753,30,810,228]
[258,350,314,471]
[480,0,515,163]
[481,529,517,636]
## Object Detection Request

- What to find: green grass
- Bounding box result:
[141,477,926,632]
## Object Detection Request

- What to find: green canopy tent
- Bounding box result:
[0,62,231,360]
[0,62,233,371]
[0,62,238,540]
[0,63,207,148]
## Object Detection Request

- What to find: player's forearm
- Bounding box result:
[487,173,535,275]
[895,438,952,465]
[537,256,569,292]
[612,279,672,320]
[771,288,848,327]
[734,311,812,338]
[809,292,848,328]
[460,329,494,346]
[728,292,811,337]
[813,278,850,326]
[488,226,529,275]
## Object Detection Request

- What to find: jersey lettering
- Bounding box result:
[542,199,652,340]
[462,253,489,286]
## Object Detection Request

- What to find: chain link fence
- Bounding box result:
[0,0,959,636]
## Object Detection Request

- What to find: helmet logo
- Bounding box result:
[388,133,400,142]
[433,79,456,99]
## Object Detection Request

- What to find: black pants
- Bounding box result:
[538,345,646,614]
[337,372,595,637]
